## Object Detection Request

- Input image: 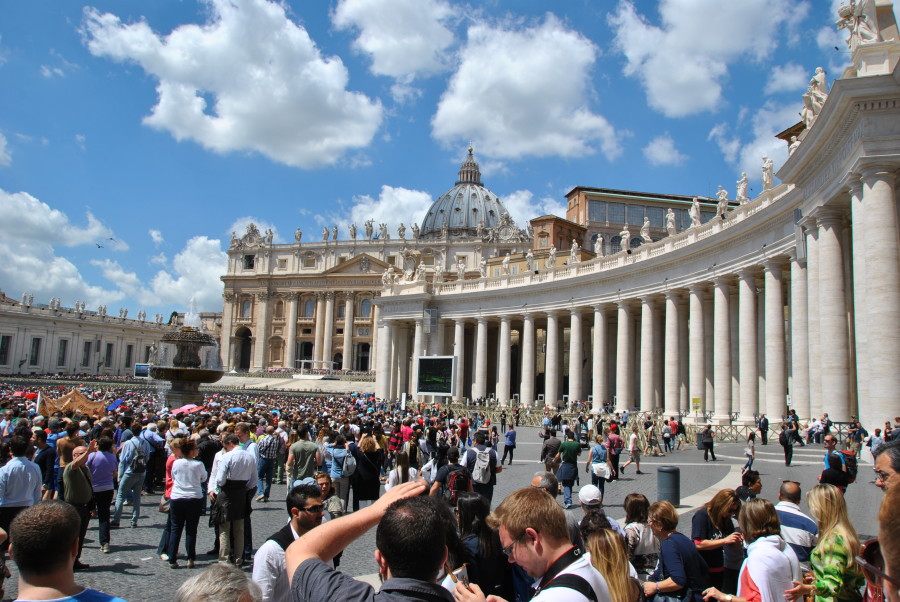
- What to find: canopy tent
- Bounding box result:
[40,389,106,417]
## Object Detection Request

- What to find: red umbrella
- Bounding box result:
[12,392,25,397]
[25,392,38,400]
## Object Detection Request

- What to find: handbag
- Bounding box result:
[592,462,611,479]
[158,496,170,513]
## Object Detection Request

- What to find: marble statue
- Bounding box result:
[502,254,511,275]
[525,249,535,271]
[789,136,801,155]
[620,226,631,251]
[365,219,374,240]
[382,268,394,285]
[398,223,406,240]
[294,227,303,243]
[836,0,881,49]
[546,246,556,270]
[415,263,426,282]
[640,217,652,243]
[379,223,389,240]
[736,173,749,203]
[331,226,338,241]
[456,259,466,280]
[411,223,419,239]
[526,223,534,239]
[479,258,487,278]
[716,186,729,218]
[440,223,449,239]
[348,223,356,240]
[476,220,485,239]
[265,228,274,244]
[231,232,238,247]
[322,226,329,242]
[689,197,702,227]
[666,209,677,236]
[570,240,580,263]
[433,262,444,282]
[593,236,605,257]
[762,156,774,190]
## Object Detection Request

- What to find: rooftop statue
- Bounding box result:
[502,254,511,274]
[620,226,631,251]
[546,246,556,270]
[762,156,774,191]
[398,223,406,240]
[689,198,702,227]
[736,173,749,204]
[594,236,605,257]
[836,0,881,49]
[666,209,677,236]
[716,186,730,218]
[349,223,357,240]
[640,217,652,243]
[294,227,303,243]
[365,219,374,240]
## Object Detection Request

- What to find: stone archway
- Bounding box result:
[235,327,252,372]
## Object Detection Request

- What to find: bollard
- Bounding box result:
[657,465,681,506]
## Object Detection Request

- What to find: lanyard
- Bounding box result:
[532,546,583,598]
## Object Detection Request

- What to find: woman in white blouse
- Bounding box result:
[385,450,418,491]
[166,438,208,568]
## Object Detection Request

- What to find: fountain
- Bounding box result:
[149,302,223,409]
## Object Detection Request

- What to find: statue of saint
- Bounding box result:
[433,262,444,283]
[666,209,677,236]
[502,254,511,275]
[322,226,329,242]
[379,223,389,240]
[415,263,426,282]
[620,226,631,251]
[411,223,420,239]
[716,186,729,218]
[349,223,357,240]
[475,220,485,239]
[525,249,535,271]
[546,246,556,270]
[762,156,774,191]
[398,223,406,239]
[440,223,449,239]
[456,259,466,280]
[265,228,274,244]
[382,268,393,286]
[789,136,800,155]
[365,219,374,240]
[640,217,652,243]
[331,225,338,241]
[836,1,880,49]
[479,258,487,278]
[594,236,604,257]
[570,240,580,263]
[736,172,749,203]
[690,197,702,227]
[294,227,303,243]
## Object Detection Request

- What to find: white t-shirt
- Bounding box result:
[628,433,638,452]
[170,458,208,499]
[385,467,418,491]
[533,554,612,602]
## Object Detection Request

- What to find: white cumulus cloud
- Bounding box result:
[0,133,10,166]
[337,185,433,235]
[333,0,455,79]
[502,189,567,227]
[643,133,688,166]
[149,229,164,246]
[765,62,808,95]
[432,15,620,161]
[83,0,383,169]
[228,217,280,243]
[608,0,798,118]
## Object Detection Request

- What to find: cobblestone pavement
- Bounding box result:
[1,427,883,601]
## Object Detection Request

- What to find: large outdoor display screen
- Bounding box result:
[416,356,456,396]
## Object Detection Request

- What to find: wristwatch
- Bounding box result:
[725,595,733,602]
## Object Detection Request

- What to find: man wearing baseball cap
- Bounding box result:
[578,485,625,537]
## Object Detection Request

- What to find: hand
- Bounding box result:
[371,479,426,514]
[725,532,742,545]
[643,582,658,597]
[784,581,811,601]
[88,440,98,453]
[703,587,723,601]
[453,581,488,602]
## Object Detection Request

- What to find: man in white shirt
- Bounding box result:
[214,434,258,566]
[252,483,326,602]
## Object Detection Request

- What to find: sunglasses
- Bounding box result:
[301,504,325,514]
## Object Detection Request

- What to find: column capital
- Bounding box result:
[813,207,846,229]
[762,257,784,274]
[499,314,511,324]
[712,274,733,288]
[639,294,659,306]
[476,315,488,324]
[737,266,758,280]
[688,282,708,295]
[845,176,864,197]
[856,162,899,184]
[663,289,683,301]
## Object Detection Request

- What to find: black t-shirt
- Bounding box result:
[691,508,733,571]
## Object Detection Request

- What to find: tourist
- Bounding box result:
[256,425,283,503]
[461,431,500,503]
[873,439,900,491]
[540,429,561,473]
[700,424,717,462]
[743,431,756,473]
[580,511,641,602]
[86,436,118,554]
[692,489,742,592]
[327,434,352,511]
[213,433,258,567]
[785,484,864,602]
[578,484,625,537]
[735,470,762,503]
[643,500,709,602]
[620,427,643,475]
[0,434,42,559]
[552,430,581,509]
[606,427,625,480]
[384,450,416,491]
[111,424,152,529]
[586,433,611,495]
[167,437,208,569]
[623,493,659,581]
[174,562,261,602]
[455,491,513,599]
[351,431,384,510]
[314,471,344,519]
[158,437,185,562]
[500,424,516,466]
[775,481,818,573]
[876,485,900,602]
[286,423,319,484]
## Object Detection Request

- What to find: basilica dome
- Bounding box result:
[419,148,512,239]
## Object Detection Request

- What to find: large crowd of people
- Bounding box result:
[0,380,896,602]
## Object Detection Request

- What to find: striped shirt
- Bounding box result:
[775,501,818,572]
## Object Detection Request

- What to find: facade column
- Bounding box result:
[371,300,380,371]
[816,210,852,420]
[341,293,354,371]
[375,320,393,399]
[545,311,560,406]
[738,269,759,422]
[789,253,810,419]
[453,320,466,402]
[848,177,868,413]
[520,314,535,407]
[410,319,424,399]
[859,167,900,428]
[313,293,325,362]
[688,285,707,419]
[764,260,787,419]
[591,305,608,415]
[252,292,270,370]
[712,276,732,423]
[497,316,511,406]
[396,325,409,399]
[322,292,335,368]
[615,301,633,412]
[473,317,488,401]
[285,293,299,370]
[639,296,657,412]
[805,225,822,419]
[568,309,583,403]
[221,293,235,370]
[678,297,689,412]
[663,291,680,417]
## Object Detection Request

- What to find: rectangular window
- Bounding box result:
[301,328,312,335]
[243,255,255,269]
[492,267,501,277]
[336,328,343,335]
[271,346,282,362]
[337,257,347,264]
[387,256,396,266]
[538,237,548,248]
[277,258,287,269]
[627,204,644,226]
[82,342,92,367]
[105,343,114,367]
[57,339,69,366]
[29,338,42,366]
[0,335,10,365]
[647,206,665,228]
[676,208,690,230]
[588,200,607,222]
[302,256,316,269]
[422,255,434,266]
[607,202,625,224]
[144,346,151,363]
[125,345,134,368]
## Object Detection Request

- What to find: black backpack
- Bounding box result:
[129,439,147,474]
[778,431,788,446]
[443,466,470,505]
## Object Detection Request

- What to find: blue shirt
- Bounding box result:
[329,447,349,479]
[504,430,517,447]
[0,457,42,507]
[15,588,128,601]
[118,436,153,478]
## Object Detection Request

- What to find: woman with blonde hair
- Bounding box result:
[581,512,641,602]
[692,489,742,592]
[785,484,864,602]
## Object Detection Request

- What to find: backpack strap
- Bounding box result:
[540,573,599,601]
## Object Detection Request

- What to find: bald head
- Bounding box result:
[779,480,801,503]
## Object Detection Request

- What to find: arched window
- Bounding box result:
[630,237,642,249]
[302,299,315,318]
[274,300,284,319]
[240,299,252,318]
[360,299,372,318]
[337,304,345,319]
[610,236,622,254]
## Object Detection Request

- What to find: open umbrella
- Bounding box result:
[187,406,206,414]
[12,392,25,398]
[107,398,124,411]
[25,392,38,400]
[227,407,246,413]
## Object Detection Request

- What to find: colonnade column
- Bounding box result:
[375,320,393,399]
[497,316,511,406]
[615,302,633,412]
[678,297,689,412]
[663,291,680,417]
[639,296,656,412]
[859,167,900,427]
[805,225,822,419]
[453,320,466,402]
[738,270,758,422]
[789,254,810,419]
[848,178,868,411]
[371,301,380,371]
[569,310,583,403]
[394,325,408,399]
[473,317,488,401]
[322,292,335,368]
[252,292,270,370]
[410,318,424,399]
[221,293,235,370]
[591,305,608,415]
[285,293,298,370]
[313,293,325,363]
[764,260,787,419]
[816,210,851,420]
[688,285,706,419]
[341,293,354,371]
[713,277,732,423]
[545,311,559,406]
[520,314,535,407]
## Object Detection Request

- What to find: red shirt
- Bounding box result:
[164,454,177,498]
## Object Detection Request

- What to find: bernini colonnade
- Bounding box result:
[374,56,900,430]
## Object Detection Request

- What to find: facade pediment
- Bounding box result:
[321,253,388,276]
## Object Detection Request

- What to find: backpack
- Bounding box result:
[342,450,357,477]
[540,573,599,601]
[778,431,788,446]
[470,448,492,484]
[443,466,471,505]
[839,450,858,483]
[129,439,147,474]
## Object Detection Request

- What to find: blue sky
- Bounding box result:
[0,0,861,315]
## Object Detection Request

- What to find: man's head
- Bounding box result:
[578,484,603,509]
[10,501,80,578]
[72,445,89,463]
[779,480,802,504]
[530,471,559,497]
[742,470,762,493]
[875,439,900,491]
[879,484,900,602]
[374,496,450,583]
[174,562,262,602]
[446,446,460,464]
[824,434,838,450]
[488,487,569,578]
[473,431,486,446]
[234,422,251,442]
[9,435,31,458]
[286,484,324,534]
[222,433,240,451]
